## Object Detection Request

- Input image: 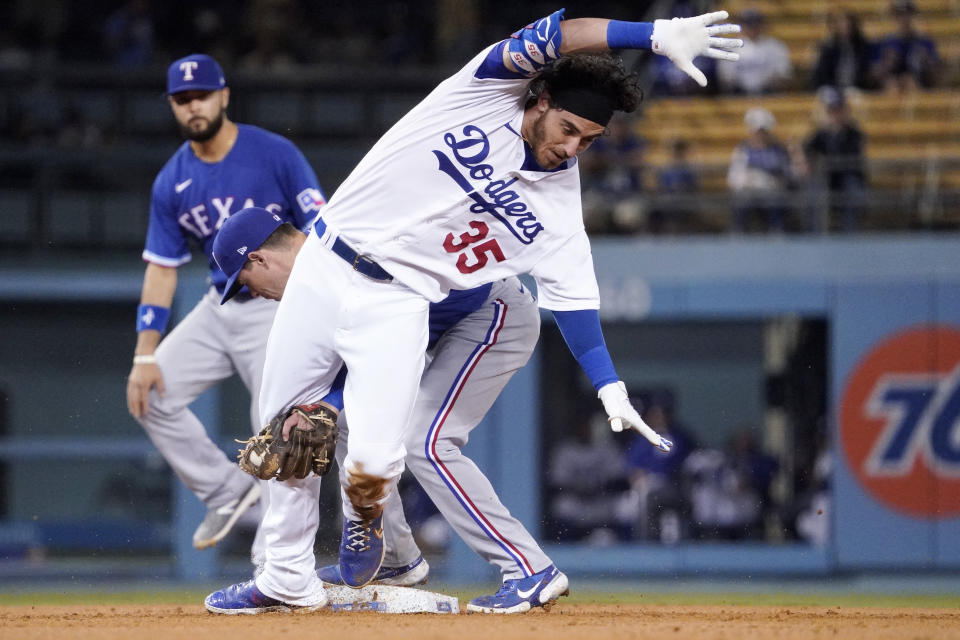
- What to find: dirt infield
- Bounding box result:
[2,603,959,639]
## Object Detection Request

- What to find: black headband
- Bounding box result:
[550,86,616,127]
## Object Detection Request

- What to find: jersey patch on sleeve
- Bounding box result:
[474,9,565,80]
[297,187,326,214]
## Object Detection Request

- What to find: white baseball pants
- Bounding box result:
[256,231,428,603]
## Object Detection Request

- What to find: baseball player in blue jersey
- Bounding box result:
[125,54,326,557]
[205,8,741,614]
[202,206,553,614]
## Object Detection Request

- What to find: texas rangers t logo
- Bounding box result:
[180,61,199,81]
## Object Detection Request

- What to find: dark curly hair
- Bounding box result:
[525,53,643,114]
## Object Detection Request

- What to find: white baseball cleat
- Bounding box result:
[192,481,261,550]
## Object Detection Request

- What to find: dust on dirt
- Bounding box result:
[2,604,959,640]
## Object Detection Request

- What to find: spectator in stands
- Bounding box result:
[56,104,107,149]
[548,412,634,544]
[727,107,794,232]
[623,392,694,542]
[725,428,779,537]
[659,139,699,194]
[103,0,156,68]
[0,28,35,72]
[799,87,867,232]
[579,114,648,235]
[238,28,300,72]
[811,11,874,91]
[682,428,777,541]
[189,8,237,69]
[717,9,792,95]
[238,0,305,71]
[871,0,940,93]
[793,430,832,546]
[654,138,701,233]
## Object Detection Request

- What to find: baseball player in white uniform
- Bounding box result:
[203,206,553,613]
[125,54,326,558]
[205,8,741,614]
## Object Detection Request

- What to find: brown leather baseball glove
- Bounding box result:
[237,403,338,481]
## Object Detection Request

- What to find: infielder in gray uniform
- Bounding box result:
[125,54,326,555]
[204,207,556,613]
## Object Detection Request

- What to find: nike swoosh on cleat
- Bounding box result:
[215,501,239,515]
[516,581,542,599]
[175,179,193,193]
[373,527,383,540]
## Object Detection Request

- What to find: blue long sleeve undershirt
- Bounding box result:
[552,309,618,390]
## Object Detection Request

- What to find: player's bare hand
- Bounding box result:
[597,381,673,452]
[651,10,743,87]
[126,362,165,418]
[282,410,316,441]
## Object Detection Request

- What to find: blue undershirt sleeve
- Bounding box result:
[319,366,347,412]
[552,309,619,390]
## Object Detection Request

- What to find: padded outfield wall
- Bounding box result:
[1,234,958,582]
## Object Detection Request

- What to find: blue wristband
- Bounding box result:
[136,304,171,333]
[606,20,654,50]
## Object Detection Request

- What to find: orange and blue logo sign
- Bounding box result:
[840,326,960,519]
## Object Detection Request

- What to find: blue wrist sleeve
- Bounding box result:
[553,309,619,390]
[136,304,171,333]
[606,20,654,50]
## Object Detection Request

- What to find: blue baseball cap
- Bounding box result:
[213,207,285,304]
[167,53,226,95]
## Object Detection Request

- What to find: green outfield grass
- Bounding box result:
[1,589,958,609]
[559,590,960,608]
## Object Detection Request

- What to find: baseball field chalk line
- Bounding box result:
[323,584,459,614]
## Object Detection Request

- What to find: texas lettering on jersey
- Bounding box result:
[176,188,323,239]
[178,197,283,239]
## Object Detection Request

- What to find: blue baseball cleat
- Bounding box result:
[338,514,386,588]
[319,555,429,587]
[204,579,326,615]
[467,564,570,614]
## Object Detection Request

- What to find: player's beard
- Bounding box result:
[180,109,225,142]
[528,111,566,170]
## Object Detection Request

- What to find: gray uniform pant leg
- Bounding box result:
[136,290,275,509]
[405,278,552,579]
[335,279,552,576]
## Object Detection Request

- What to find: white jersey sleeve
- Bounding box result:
[530,231,601,311]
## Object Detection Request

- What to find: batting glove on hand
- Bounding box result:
[651,10,743,87]
[598,381,673,452]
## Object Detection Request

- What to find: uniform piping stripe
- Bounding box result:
[424,298,535,577]
[142,250,191,268]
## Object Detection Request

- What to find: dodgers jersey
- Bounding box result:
[319,10,599,311]
[144,123,325,294]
